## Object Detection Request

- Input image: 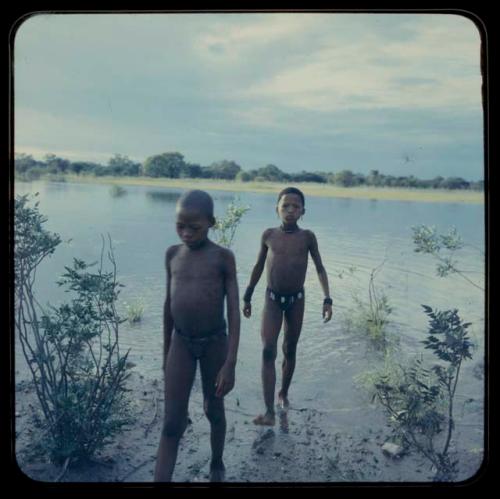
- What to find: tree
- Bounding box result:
[143,152,185,178]
[236,171,253,182]
[255,164,288,182]
[441,177,470,190]
[44,154,70,174]
[334,169,356,187]
[367,169,382,187]
[15,153,38,173]
[291,171,327,183]
[208,160,242,180]
[68,161,103,175]
[180,163,203,179]
[108,154,141,176]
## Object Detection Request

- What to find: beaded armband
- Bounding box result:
[323,297,333,306]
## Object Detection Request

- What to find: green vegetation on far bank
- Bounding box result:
[19,173,484,204]
[14,151,484,201]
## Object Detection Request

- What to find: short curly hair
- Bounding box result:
[277,187,305,206]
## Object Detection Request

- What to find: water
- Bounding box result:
[13,180,486,478]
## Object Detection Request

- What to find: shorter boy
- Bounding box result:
[154,190,240,482]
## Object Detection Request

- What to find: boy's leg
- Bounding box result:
[154,333,197,482]
[200,335,228,482]
[254,299,283,425]
[279,297,305,409]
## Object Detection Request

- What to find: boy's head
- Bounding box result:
[176,190,215,248]
[277,187,305,207]
[276,187,305,222]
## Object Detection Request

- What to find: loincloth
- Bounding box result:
[174,321,227,359]
[266,287,304,312]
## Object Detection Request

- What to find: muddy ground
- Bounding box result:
[14,368,484,486]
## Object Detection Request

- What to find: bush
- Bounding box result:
[372,305,474,481]
[15,194,132,465]
[212,198,250,248]
[343,263,393,352]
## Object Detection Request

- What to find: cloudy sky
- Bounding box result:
[14,12,484,180]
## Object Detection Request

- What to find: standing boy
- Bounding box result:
[243,187,332,426]
[154,190,240,481]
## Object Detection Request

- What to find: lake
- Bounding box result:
[14,180,486,480]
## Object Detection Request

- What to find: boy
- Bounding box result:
[154,190,240,482]
[243,187,332,426]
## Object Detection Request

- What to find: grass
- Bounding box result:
[33,173,484,204]
[124,300,144,324]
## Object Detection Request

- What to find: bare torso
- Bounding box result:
[264,228,311,294]
[169,241,228,336]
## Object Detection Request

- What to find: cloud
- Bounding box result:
[234,14,481,114]
[193,13,324,63]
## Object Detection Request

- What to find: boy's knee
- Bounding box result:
[204,399,225,425]
[262,344,277,362]
[282,341,297,360]
[161,416,187,439]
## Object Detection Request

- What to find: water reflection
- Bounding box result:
[145,190,182,204]
[279,409,289,434]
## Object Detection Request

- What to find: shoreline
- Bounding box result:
[15,370,483,483]
[23,175,484,204]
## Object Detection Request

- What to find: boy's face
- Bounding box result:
[277,193,304,224]
[175,207,213,249]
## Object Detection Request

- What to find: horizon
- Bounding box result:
[14,149,484,183]
[15,13,484,182]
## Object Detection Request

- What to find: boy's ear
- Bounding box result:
[209,216,216,227]
[302,207,306,215]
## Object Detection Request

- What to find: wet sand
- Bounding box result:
[15,368,483,484]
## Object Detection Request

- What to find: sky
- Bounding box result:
[14,12,484,180]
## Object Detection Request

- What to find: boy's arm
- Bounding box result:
[308,231,333,323]
[162,246,176,371]
[243,229,270,316]
[216,249,241,397]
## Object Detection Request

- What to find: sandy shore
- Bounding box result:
[15,369,483,484]
[44,175,484,204]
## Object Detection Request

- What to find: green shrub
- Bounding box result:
[124,300,145,324]
[15,194,132,465]
[212,198,250,248]
[372,305,473,481]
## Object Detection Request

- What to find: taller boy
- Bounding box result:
[243,187,332,426]
[155,190,240,481]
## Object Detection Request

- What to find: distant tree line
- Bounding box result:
[14,152,484,191]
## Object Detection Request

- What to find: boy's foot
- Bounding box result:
[277,392,290,410]
[253,412,276,426]
[209,461,226,482]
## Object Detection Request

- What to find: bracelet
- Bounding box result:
[323,297,333,306]
[243,286,254,303]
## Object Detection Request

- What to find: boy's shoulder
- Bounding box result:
[165,244,182,260]
[210,240,235,260]
[263,227,279,238]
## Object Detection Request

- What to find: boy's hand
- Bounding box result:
[322,303,332,323]
[215,363,236,397]
[243,301,252,318]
